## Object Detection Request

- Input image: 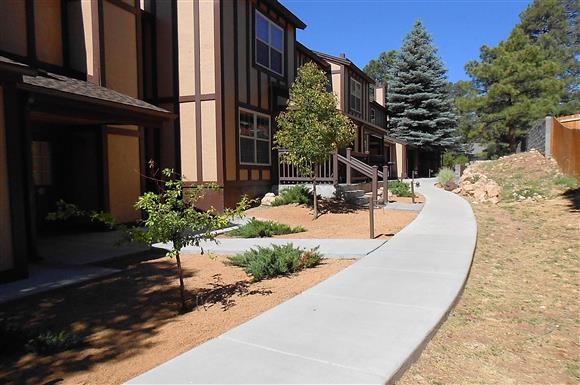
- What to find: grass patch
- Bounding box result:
[226,243,323,281]
[272,185,311,206]
[227,219,305,238]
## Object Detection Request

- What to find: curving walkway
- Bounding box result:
[127,179,477,384]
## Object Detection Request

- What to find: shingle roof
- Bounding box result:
[0,55,170,116]
[22,72,169,114]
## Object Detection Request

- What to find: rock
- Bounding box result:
[452,187,461,194]
[260,193,276,206]
[473,189,487,202]
[485,182,502,198]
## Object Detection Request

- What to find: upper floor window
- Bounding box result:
[255,10,284,76]
[350,78,362,113]
[370,107,376,124]
[369,84,376,103]
[239,109,271,165]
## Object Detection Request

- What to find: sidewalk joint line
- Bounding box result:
[220,336,385,379]
[351,265,460,278]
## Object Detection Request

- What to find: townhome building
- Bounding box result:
[0,0,410,283]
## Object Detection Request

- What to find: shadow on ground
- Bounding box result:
[562,188,580,212]
[317,198,360,215]
[0,248,263,385]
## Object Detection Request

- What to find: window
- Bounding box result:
[239,109,271,165]
[369,84,376,102]
[255,10,284,75]
[370,108,376,124]
[350,78,362,113]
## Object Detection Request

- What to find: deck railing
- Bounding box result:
[278,150,334,184]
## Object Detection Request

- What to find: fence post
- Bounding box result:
[346,147,352,185]
[382,165,388,205]
[369,182,375,239]
[333,151,338,186]
[411,170,416,204]
[372,165,378,203]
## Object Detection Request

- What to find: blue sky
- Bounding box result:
[281,0,533,83]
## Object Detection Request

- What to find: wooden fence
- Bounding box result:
[553,115,580,176]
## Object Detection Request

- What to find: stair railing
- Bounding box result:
[333,148,390,239]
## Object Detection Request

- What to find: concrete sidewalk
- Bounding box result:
[128,179,477,385]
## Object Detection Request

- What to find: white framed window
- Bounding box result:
[255,10,284,75]
[350,78,362,113]
[239,108,271,165]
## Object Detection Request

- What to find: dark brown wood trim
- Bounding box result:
[25,0,37,64]
[215,0,224,185]
[178,94,216,103]
[238,102,270,115]
[194,0,202,182]
[97,0,106,86]
[22,102,37,259]
[104,126,142,137]
[0,50,86,80]
[170,0,181,173]
[246,1,251,106]
[157,96,178,104]
[105,0,139,15]
[331,70,341,75]
[257,65,262,108]
[3,87,30,279]
[234,0,240,182]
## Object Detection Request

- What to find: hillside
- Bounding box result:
[399,151,579,384]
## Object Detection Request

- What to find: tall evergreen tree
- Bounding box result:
[463,27,565,155]
[519,0,579,113]
[388,20,458,151]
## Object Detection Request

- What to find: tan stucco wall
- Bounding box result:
[180,102,198,181]
[201,100,218,181]
[251,169,259,180]
[34,0,63,66]
[107,133,140,223]
[103,1,138,97]
[250,68,259,107]
[330,63,342,108]
[239,169,248,181]
[262,169,270,180]
[199,0,216,95]
[396,143,406,179]
[177,0,195,96]
[260,73,268,110]
[0,0,27,56]
[0,87,14,271]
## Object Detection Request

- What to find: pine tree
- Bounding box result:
[463,27,565,155]
[363,50,397,86]
[387,20,458,151]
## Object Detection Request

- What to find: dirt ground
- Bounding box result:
[0,198,421,385]
[0,255,353,385]
[243,196,421,239]
[398,153,579,384]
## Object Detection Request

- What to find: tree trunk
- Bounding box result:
[312,166,318,219]
[175,251,186,311]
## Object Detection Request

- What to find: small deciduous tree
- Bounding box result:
[128,167,248,311]
[275,62,356,218]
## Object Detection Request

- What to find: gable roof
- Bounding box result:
[262,0,306,29]
[314,51,375,84]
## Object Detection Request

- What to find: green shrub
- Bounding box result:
[25,330,81,354]
[437,167,456,186]
[227,219,305,238]
[272,185,311,206]
[226,243,323,281]
[0,320,81,356]
[389,180,412,197]
[442,152,469,168]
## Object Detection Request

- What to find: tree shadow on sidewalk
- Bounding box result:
[561,188,579,212]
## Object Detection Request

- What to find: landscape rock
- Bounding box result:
[260,192,277,206]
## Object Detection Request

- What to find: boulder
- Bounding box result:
[260,192,277,206]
